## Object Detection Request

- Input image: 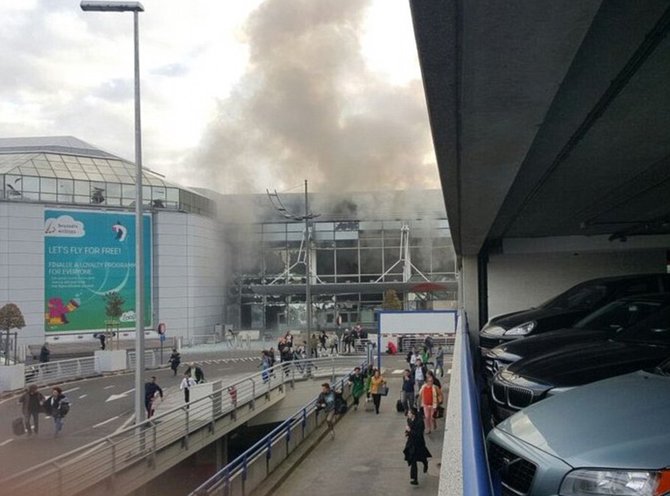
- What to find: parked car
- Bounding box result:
[479,273,670,351]
[490,304,670,422]
[487,359,670,496]
[483,293,670,384]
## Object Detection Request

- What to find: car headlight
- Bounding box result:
[560,469,670,496]
[504,321,536,336]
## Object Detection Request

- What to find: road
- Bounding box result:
[0,354,262,478]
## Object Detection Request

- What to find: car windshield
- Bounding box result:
[541,283,609,311]
[615,306,670,345]
[575,300,666,331]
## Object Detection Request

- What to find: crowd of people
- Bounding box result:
[315,335,445,486]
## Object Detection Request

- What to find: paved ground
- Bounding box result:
[271,355,450,496]
[0,355,261,479]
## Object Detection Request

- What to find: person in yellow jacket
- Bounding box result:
[369,369,387,414]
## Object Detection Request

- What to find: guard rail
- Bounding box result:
[3,356,366,496]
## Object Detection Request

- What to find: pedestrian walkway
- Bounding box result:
[270,356,446,495]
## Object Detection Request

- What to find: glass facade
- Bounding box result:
[228,215,457,332]
[0,150,214,216]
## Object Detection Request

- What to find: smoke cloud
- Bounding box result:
[183,0,439,194]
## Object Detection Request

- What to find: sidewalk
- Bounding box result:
[270,356,445,495]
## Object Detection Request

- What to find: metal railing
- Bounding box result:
[128,349,162,369]
[3,356,365,496]
[190,358,367,496]
[24,356,98,388]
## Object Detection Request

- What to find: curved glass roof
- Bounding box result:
[0,136,214,216]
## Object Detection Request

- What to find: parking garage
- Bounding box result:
[410,1,670,494]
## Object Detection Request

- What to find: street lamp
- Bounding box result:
[80,1,146,425]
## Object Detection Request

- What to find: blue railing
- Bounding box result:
[460,313,494,496]
[190,357,368,496]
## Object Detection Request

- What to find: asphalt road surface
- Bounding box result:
[0,354,262,478]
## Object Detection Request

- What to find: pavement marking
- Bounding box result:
[392,369,405,374]
[79,394,88,399]
[103,385,115,390]
[447,369,452,375]
[64,387,80,394]
[0,439,14,447]
[106,388,135,402]
[92,416,120,429]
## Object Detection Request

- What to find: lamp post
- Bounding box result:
[80,1,146,425]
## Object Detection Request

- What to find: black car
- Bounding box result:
[484,293,670,383]
[491,304,670,422]
[479,273,670,351]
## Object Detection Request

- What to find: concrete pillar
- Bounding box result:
[216,434,229,469]
[460,255,481,339]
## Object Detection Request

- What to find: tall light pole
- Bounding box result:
[266,181,320,336]
[80,1,146,425]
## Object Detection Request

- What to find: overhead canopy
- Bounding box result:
[410,1,670,255]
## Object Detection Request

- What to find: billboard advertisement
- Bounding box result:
[44,209,152,333]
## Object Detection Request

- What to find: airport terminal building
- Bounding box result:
[0,136,456,350]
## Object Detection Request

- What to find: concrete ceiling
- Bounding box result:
[411,0,670,255]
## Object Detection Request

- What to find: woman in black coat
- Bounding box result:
[403,407,432,485]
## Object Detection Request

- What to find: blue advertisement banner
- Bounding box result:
[44,209,152,333]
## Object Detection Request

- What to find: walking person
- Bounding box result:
[168,348,181,376]
[435,345,445,377]
[403,407,432,485]
[259,350,271,382]
[418,376,439,433]
[401,369,415,414]
[328,334,338,355]
[19,384,45,436]
[348,367,365,411]
[144,376,163,419]
[180,371,197,404]
[98,332,106,350]
[316,383,337,439]
[39,342,50,363]
[319,330,328,354]
[414,358,427,393]
[369,369,387,415]
[43,387,70,437]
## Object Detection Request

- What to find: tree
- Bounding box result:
[382,289,403,311]
[0,303,25,365]
[103,292,125,322]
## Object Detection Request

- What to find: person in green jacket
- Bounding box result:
[348,367,366,410]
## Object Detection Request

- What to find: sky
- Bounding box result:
[0,0,439,194]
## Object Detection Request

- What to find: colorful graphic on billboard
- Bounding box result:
[44,209,152,333]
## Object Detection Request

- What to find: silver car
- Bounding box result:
[487,359,670,496]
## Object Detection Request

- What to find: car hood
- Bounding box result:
[497,371,670,468]
[488,328,607,361]
[503,340,670,387]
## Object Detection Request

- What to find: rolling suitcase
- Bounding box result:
[12,417,25,436]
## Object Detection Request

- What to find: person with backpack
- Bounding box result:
[19,384,45,435]
[43,386,70,437]
[316,383,337,439]
[168,348,181,376]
